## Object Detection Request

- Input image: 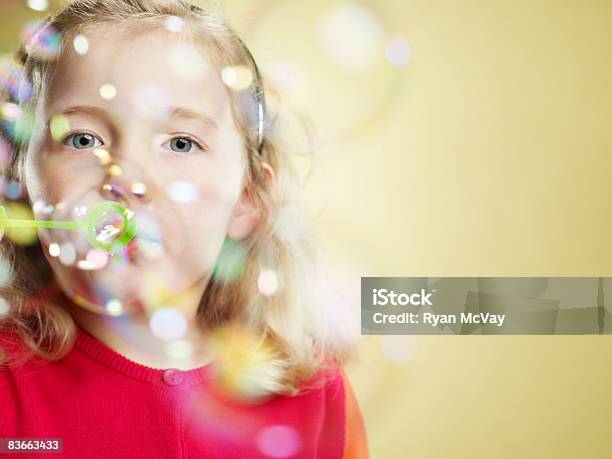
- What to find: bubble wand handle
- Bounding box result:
[0,202,136,254]
[0,216,84,230]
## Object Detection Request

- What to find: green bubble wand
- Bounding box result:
[0,201,137,254]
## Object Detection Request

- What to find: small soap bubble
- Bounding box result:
[385,36,412,67]
[48,242,60,257]
[165,16,184,33]
[27,0,49,12]
[167,181,198,203]
[32,199,46,215]
[106,299,123,316]
[0,297,10,319]
[16,79,33,102]
[49,113,70,142]
[149,307,188,341]
[257,269,279,297]
[3,180,22,200]
[0,58,32,102]
[99,83,117,100]
[221,65,254,91]
[72,206,88,218]
[2,107,34,144]
[256,425,302,458]
[21,21,61,61]
[209,324,279,400]
[131,182,147,197]
[1,103,21,120]
[93,148,112,165]
[211,239,247,282]
[77,249,108,270]
[59,242,76,265]
[106,164,122,177]
[73,35,89,55]
[166,339,193,359]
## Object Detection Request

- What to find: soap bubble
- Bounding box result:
[2,202,38,246]
[211,239,247,282]
[385,36,412,67]
[105,299,123,316]
[32,155,203,315]
[48,242,60,257]
[73,35,89,55]
[149,307,188,341]
[0,58,32,102]
[1,105,34,144]
[20,21,61,61]
[27,0,49,12]
[166,339,193,359]
[49,114,70,142]
[166,181,199,203]
[257,269,279,297]
[99,83,117,100]
[58,242,76,265]
[221,65,254,91]
[0,297,10,319]
[256,425,302,458]
[165,16,184,33]
[77,249,109,270]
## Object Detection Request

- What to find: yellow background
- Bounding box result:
[2,1,612,457]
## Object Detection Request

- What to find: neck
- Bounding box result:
[62,281,215,371]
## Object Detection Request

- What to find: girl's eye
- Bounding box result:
[162,136,203,154]
[63,133,103,150]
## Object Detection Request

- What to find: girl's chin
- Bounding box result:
[73,296,147,317]
[53,255,206,314]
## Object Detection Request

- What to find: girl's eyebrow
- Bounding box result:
[167,106,218,130]
[59,105,113,122]
[50,105,218,130]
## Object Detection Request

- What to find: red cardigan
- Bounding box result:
[0,326,368,458]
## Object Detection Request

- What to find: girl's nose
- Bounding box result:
[99,163,151,206]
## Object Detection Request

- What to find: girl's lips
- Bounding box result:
[125,238,142,264]
[124,237,165,264]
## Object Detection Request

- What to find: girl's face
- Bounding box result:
[24,26,259,312]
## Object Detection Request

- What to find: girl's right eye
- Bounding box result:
[62,133,103,150]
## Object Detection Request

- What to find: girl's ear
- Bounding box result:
[227,162,275,241]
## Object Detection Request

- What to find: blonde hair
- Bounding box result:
[0,0,358,395]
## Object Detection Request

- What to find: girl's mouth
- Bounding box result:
[125,238,143,265]
[124,236,165,265]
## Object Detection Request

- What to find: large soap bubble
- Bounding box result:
[22,152,207,316]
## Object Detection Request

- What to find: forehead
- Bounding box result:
[46,25,230,122]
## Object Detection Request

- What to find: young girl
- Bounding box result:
[0,1,368,457]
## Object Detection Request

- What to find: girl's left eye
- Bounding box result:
[63,133,103,150]
[162,136,204,154]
